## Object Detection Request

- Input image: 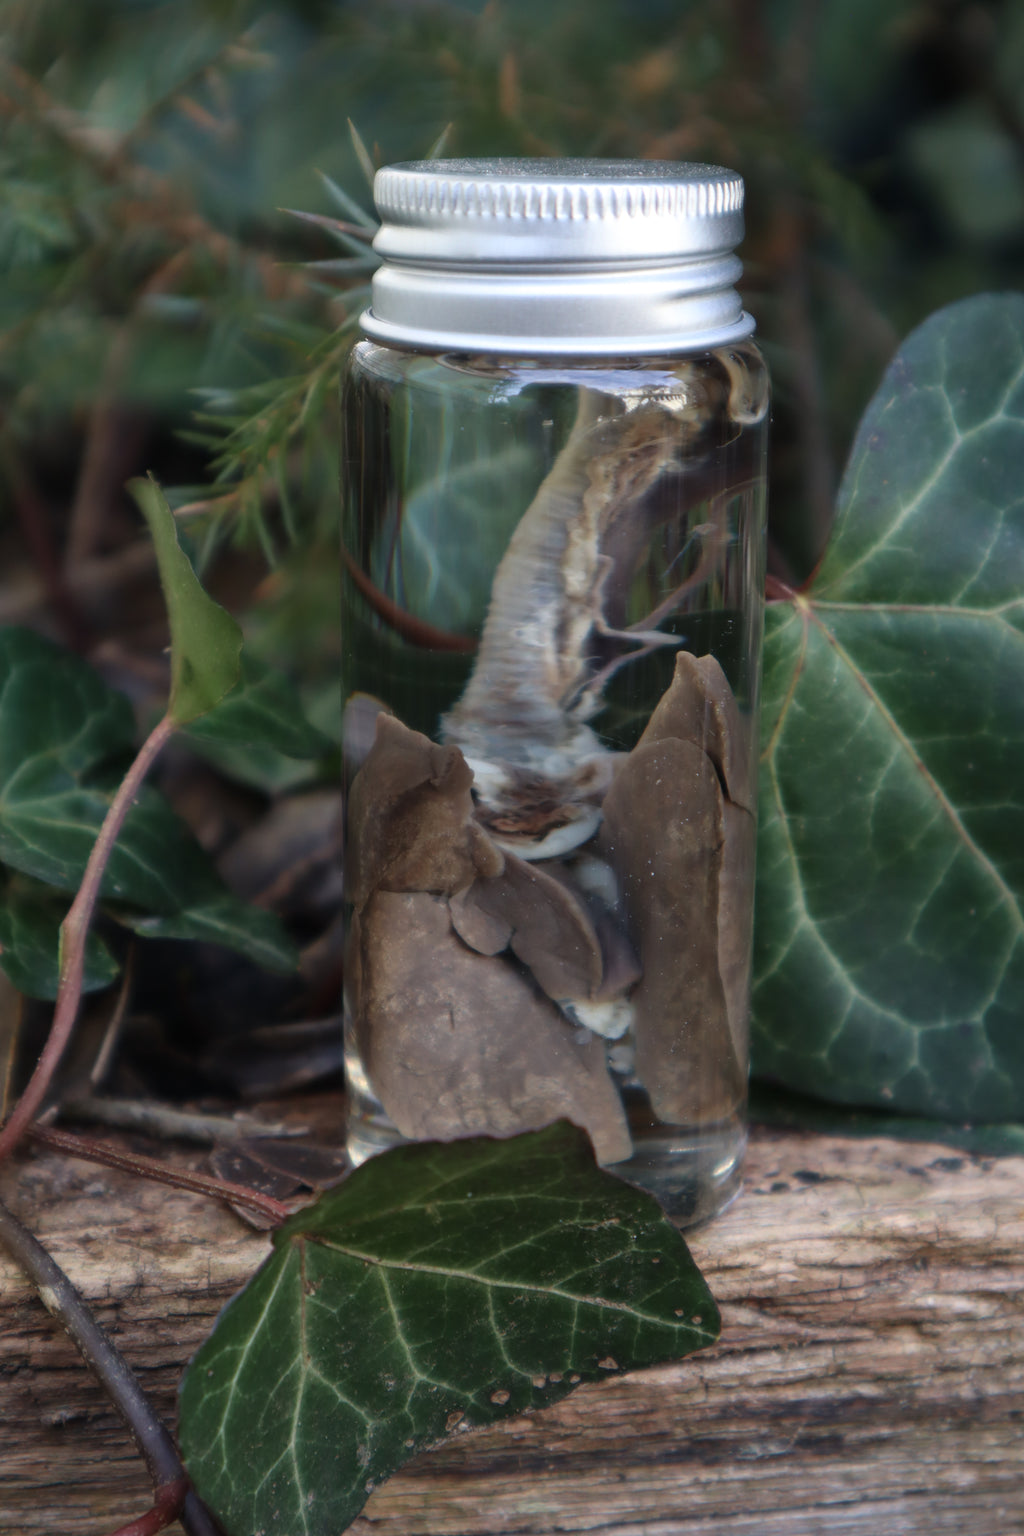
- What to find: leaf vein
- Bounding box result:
[311,1239,715,1338]
[797,593,1024,937]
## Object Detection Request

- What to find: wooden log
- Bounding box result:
[1,1108,1022,1535]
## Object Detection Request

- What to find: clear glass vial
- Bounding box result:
[341,159,768,1223]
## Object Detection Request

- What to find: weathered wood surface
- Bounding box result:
[1,1110,1022,1536]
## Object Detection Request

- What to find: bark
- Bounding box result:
[1,1101,1021,1535]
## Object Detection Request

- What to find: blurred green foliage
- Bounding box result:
[1,0,1021,604]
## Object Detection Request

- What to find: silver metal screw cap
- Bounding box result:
[362,158,755,357]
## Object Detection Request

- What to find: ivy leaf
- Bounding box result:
[0,627,296,975]
[123,889,297,975]
[399,440,543,634]
[0,875,119,999]
[0,626,137,789]
[752,293,1024,1121]
[0,627,136,889]
[182,655,333,791]
[179,1123,719,1536]
[749,1083,1024,1157]
[129,474,243,725]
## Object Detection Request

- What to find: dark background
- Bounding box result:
[2,0,1022,600]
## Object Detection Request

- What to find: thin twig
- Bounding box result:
[89,946,137,1089]
[0,714,176,1165]
[0,59,288,278]
[0,435,91,649]
[0,540,157,625]
[28,1124,292,1224]
[117,31,262,156]
[0,1198,220,1536]
[65,250,193,570]
[61,1095,304,1145]
[0,974,23,1123]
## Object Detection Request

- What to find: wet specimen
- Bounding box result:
[342,344,768,1213]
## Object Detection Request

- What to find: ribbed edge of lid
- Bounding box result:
[375,159,743,229]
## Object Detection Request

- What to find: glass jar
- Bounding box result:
[341,160,768,1223]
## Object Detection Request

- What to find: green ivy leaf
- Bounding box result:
[399,440,543,635]
[179,1123,719,1536]
[749,1083,1024,1157]
[752,292,1024,1121]
[0,628,134,889]
[182,655,333,791]
[0,626,137,787]
[0,627,296,975]
[0,874,119,999]
[129,475,243,725]
[123,889,297,975]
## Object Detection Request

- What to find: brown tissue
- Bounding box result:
[597,651,751,1124]
[643,651,754,812]
[345,713,503,907]
[345,651,754,1154]
[351,890,632,1164]
[449,852,605,1002]
[345,716,632,1163]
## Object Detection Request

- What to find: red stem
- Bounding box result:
[109,1478,188,1536]
[765,572,799,604]
[0,713,176,1164]
[28,1125,292,1224]
[340,540,477,653]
